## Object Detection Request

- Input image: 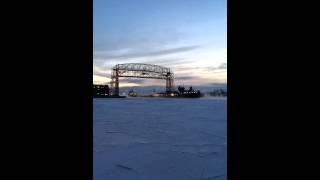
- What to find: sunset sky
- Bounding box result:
[93,0,227,87]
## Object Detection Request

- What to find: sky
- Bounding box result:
[93,0,227,87]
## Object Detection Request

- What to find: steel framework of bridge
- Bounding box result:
[110,63,174,96]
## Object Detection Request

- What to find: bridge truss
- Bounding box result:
[110,63,174,96]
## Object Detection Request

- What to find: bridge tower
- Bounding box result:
[166,72,174,93]
[110,69,119,96]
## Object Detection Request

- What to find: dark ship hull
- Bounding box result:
[178,92,202,98]
[127,86,203,98]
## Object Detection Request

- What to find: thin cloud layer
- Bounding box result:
[94,45,201,60]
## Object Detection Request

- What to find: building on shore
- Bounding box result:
[93,84,110,97]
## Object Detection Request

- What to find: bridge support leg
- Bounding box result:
[114,75,119,96]
[111,69,119,96]
[166,75,174,92]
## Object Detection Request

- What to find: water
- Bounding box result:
[94,97,227,180]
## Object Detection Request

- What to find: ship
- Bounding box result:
[128,89,155,97]
[125,86,203,98]
[151,86,203,98]
[128,89,138,97]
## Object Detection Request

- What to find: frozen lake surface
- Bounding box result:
[94,97,227,180]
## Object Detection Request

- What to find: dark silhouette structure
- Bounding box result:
[178,86,185,93]
[176,85,201,98]
[93,84,110,97]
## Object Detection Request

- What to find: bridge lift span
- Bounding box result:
[110,63,174,96]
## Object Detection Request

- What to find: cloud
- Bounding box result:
[174,62,227,73]
[203,62,227,71]
[175,67,201,71]
[92,50,227,86]
[93,29,190,52]
[139,58,185,65]
[93,75,110,85]
[217,62,227,69]
[93,71,110,77]
[94,45,201,60]
[174,76,196,80]
[93,66,111,78]
[121,79,146,84]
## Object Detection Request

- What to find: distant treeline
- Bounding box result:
[209,88,227,97]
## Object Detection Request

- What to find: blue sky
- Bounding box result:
[93,0,227,87]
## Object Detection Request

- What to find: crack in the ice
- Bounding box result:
[105,131,121,133]
[116,164,133,170]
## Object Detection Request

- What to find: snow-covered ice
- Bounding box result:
[94,97,227,180]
